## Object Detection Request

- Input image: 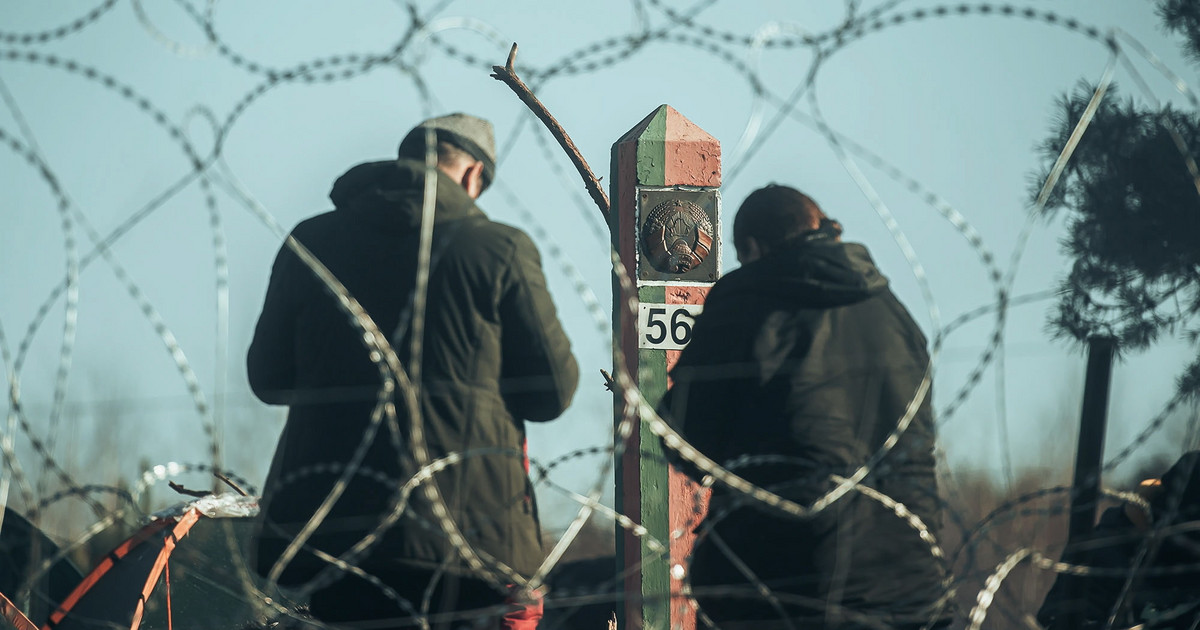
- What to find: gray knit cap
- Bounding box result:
[397,113,497,189]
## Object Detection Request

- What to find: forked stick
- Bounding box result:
[491,43,610,220]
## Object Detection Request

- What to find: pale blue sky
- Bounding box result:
[2,1,1196,533]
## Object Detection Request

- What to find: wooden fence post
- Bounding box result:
[1068,336,1116,540]
[1063,335,1116,627]
[611,105,721,630]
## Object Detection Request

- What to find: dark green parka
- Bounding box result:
[659,239,948,628]
[248,159,579,585]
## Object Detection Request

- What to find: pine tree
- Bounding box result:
[1032,2,1200,398]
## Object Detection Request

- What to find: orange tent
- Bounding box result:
[4,497,274,630]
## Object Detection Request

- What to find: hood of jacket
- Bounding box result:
[715,240,889,308]
[329,158,484,231]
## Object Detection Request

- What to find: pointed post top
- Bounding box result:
[614,105,721,188]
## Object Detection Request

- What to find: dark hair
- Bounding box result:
[733,185,828,254]
[435,141,473,167]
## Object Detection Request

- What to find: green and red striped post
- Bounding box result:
[611,105,721,630]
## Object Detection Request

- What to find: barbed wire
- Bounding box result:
[0,0,119,46]
[2,2,1199,629]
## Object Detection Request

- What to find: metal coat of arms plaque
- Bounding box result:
[636,188,720,282]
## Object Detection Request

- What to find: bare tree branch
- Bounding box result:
[215,471,249,497]
[168,480,209,498]
[491,43,610,221]
[600,368,617,392]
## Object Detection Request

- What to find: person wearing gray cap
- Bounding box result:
[247,113,579,629]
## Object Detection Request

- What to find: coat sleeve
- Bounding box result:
[497,231,580,422]
[247,236,303,406]
[1036,507,1140,629]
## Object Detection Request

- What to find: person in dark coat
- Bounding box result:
[658,185,950,629]
[1038,451,1200,630]
[248,113,579,629]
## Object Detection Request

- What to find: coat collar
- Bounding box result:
[329,159,485,231]
[715,241,890,308]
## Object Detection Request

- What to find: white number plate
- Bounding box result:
[638,303,703,350]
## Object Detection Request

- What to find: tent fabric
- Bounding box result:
[0,591,38,630]
[0,508,86,627]
[4,497,270,630]
[43,508,200,630]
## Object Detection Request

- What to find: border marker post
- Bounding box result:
[611,105,721,630]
